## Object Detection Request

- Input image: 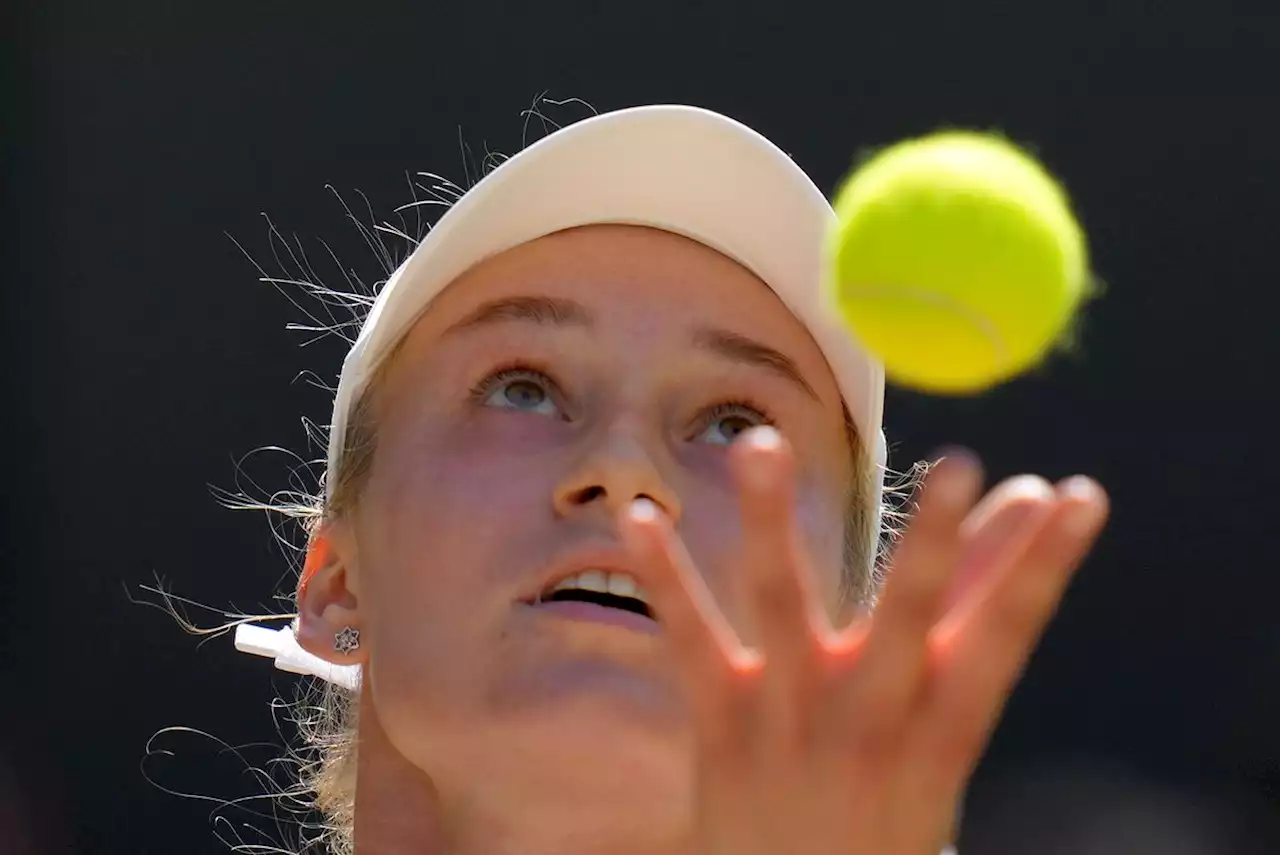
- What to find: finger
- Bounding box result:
[732,427,831,655]
[841,451,983,733]
[619,498,753,720]
[945,475,1058,612]
[884,476,1054,812]
[921,476,1109,777]
[731,427,831,727]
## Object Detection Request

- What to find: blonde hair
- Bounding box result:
[196,99,922,854]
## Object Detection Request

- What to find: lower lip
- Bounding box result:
[530,600,660,634]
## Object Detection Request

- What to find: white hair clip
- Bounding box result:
[234,623,361,691]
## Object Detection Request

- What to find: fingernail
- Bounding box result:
[932,450,981,506]
[628,497,660,524]
[1059,476,1106,532]
[931,445,977,467]
[744,425,783,451]
[738,427,784,491]
[976,476,1054,531]
[1002,474,1056,503]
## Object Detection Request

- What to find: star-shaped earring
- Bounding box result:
[334,626,361,655]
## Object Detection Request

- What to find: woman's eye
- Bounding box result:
[695,403,771,446]
[478,370,562,418]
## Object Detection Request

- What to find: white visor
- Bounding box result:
[329,104,887,517]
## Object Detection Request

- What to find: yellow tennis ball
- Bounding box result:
[825,131,1090,394]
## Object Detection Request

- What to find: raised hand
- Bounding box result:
[619,427,1108,855]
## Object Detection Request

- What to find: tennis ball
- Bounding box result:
[825,131,1089,394]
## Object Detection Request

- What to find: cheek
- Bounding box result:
[793,485,849,602]
[352,423,571,765]
[354,416,565,624]
[367,410,568,547]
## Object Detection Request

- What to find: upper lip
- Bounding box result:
[518,541,652,606]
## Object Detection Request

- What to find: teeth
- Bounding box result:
[606,573,636,598]
[548,569,650,606]
[577,570,608,594]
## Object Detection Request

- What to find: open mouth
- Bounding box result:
[534,570,655,620]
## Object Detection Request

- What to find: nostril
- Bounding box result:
[563,485,663,512]
[570,485,606,505]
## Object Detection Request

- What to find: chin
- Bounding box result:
[382,670,695,842]
[498,654,686,736]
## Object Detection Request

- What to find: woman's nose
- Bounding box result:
[552,429,681,523]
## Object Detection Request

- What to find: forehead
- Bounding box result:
[406,225,841,405]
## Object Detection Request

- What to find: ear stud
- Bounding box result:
[334,626,361,654]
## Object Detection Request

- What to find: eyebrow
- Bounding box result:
[693,326,819,400]
[444,295,593,335]
[444,294,818,400]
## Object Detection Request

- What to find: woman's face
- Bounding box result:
[333,224,854,843]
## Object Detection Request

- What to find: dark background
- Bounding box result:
[6,1,1279,853]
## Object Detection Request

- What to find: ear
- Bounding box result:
[295,525,366,665]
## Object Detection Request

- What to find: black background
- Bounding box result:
[6,2,1279,853]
